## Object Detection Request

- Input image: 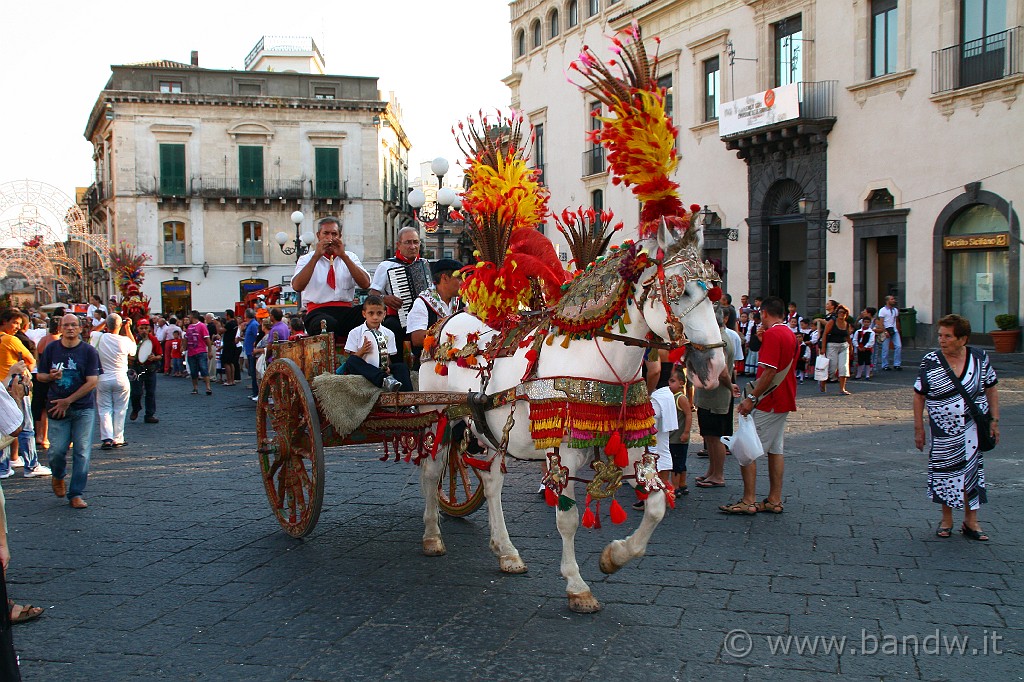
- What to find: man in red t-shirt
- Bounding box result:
[720,296,799,516]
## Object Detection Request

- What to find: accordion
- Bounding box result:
[386,259,432,327]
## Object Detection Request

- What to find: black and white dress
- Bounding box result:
[913,348,997,510]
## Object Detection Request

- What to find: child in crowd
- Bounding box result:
[852,316,875,380]
[639,367,684,510]
[169,330,185,377]
[743,312,761,376]
[796,333,815,384]
[342,296,412,392]
[288,317,306,341]
[213,332,225,383]
[736,311,750,376]
[667,366,692,497]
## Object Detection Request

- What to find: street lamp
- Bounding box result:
[798,196,840,234]
[275,210,315,260]
[408,157,464,259]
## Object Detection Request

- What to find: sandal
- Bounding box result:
[756,498,784,514]
[191,389,198,395]
[935,526,953,538]
[719,500,758,515]
[961,524,989,541]
[8,600,43,624]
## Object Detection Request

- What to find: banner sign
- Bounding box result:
[942,232,1010,250]
[719,83,800,137]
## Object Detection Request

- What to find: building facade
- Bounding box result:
[83,37,412,315]
[507,0,1023,343]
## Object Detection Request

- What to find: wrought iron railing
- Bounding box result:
[933,27,1022,94]
[312,178,347,199]
[582,148,605,177]
[796,80,838,119]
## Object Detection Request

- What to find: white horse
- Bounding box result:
[419,222,726,612]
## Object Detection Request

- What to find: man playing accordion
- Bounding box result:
[369,226,431,355]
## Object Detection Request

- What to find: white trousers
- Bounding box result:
[96,375,130,443]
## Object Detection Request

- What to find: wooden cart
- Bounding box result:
[256,334,486,538]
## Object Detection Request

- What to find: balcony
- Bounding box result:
[932,26,1022,94]
[191,177,304,200]
[582,148,605,177]
[312,178,347,199]
[721,80,838,161]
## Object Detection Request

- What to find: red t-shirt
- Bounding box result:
[169,339,183,359]
[756,322,799,413]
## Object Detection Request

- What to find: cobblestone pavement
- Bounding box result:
[2,348,1021,681]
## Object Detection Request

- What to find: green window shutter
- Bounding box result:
[159,144,186,195]
[315,147,340,197]
[239,146,264,196]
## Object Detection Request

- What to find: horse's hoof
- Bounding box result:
[599,545,622,574]
[422,537,447,556]
[568,591,602,613]
[499,554,527,574]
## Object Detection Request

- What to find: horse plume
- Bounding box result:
[569,21,701,239]
[554,207,623,268]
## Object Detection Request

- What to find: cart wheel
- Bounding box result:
[257,358,324,537]
[437,428,485,517]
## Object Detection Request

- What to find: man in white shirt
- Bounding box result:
[407,259,463,364]
[291,217,371,341]
[877,295,902,371]
[369,227,431,352]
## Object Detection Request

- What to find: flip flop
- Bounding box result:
[8,601,43,624]
[696,480,725,488]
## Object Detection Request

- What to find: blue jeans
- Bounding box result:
[881,329,902,368]
[0,403,38,476]
[48,408,96,499]
[247,353,258,397]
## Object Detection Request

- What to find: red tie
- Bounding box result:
[326,257,337,289]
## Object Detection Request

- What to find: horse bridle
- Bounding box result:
[639,244,727,352]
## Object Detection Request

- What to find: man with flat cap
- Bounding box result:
[407,258,464,365]
[291,216,371,341]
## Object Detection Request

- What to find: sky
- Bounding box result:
[0,0,512,201]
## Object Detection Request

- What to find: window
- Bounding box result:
[703,57,720,121]
[242,221,264,264]
[163,221,185,265]
[775,14,803,87]
[608,0,619,4]
[159,81,182,93]
[567,0,578,27]
[532,20,542,48]
[516,29,526,57]
[591,190,604,231]
[238,146,264,196]
[549,9,560,39]
[658,73,674,123]
[238,82,262,96]
[867,188,895,211]
[588,0,600,18]
[584,101,605,175]
[960,0,1009,87]
[871,0,898,77]
[314,87,336,99]
[159,143,186,195]
[315,147,341,197]
[534,123,546,185]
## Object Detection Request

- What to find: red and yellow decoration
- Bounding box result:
[109,241,151,318]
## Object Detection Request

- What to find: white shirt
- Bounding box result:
[406,290,457,333]
[370,259,407,296]
[878,305,899,329]
[651,386,679,469]
[86,304,107,321]
[724,327,744,362]
[24,327,47,345]
[154,323,169,343]
[294,251,368,304]
[0,387,23,437]
[92,332,137,380]
[344,323,397,369]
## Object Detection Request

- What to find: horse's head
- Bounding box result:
[639,219,727,389]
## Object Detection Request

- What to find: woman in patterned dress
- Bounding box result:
[913,315,1000,540]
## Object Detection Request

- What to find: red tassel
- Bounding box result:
[544,487,558,507]
[525,349,538,363]
[610,499,626,524]
[593,501,602,529]
[666,487,676,509]
[605,430,629,468]
[581,506,596,528]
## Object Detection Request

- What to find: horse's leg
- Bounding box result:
[420,436,446,556]
[482,454,527,574]
[599,488,667,574]
[557,450,601,613]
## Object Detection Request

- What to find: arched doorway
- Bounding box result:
[934,184,1019,341]
[762,179,811,311]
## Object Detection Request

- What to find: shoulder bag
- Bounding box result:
[936,349,995,451]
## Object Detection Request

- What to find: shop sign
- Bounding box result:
[942,232,1010,250]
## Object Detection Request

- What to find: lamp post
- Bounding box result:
[798,196,840,234]
[407,157,464,259]
[275,210,315,261]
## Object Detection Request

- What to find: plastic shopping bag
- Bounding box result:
[813,354,830,382]
[721,413,764,467]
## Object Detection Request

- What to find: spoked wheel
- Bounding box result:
[256,359,324,537]
[437,427,485,517]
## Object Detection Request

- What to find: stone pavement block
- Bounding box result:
[897,568,1009,590]
[583,654,685,681]
[895,600,1004,627]
[854,581,940,601]
[771,577,858,596]
[804,596,900,621]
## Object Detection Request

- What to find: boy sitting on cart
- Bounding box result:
[341,296,412,392]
